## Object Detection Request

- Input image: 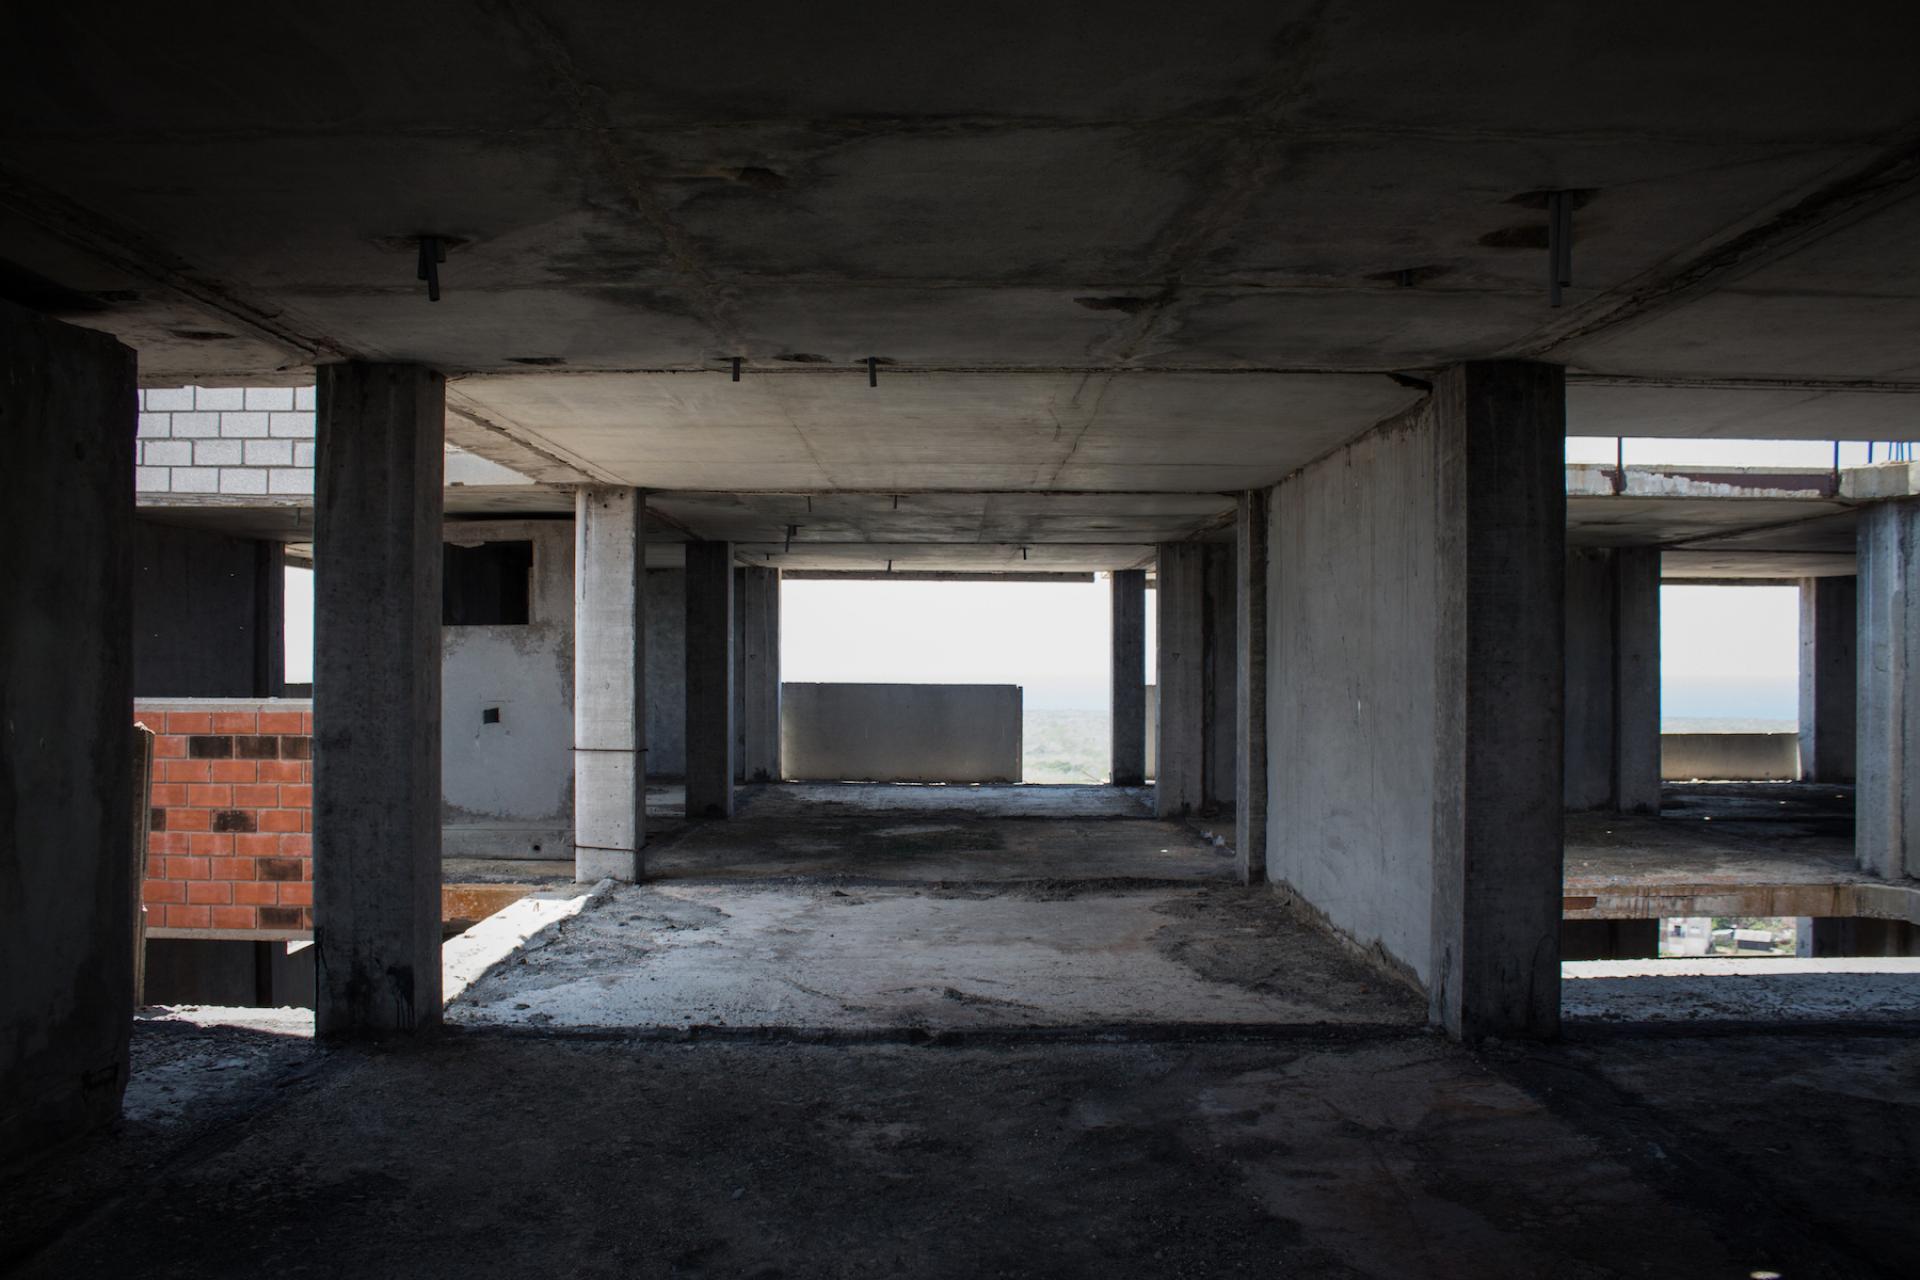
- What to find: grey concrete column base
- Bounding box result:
[576,847,643,882]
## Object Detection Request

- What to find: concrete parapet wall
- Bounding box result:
[1660,732,1800,781]
[782,683,1022,783]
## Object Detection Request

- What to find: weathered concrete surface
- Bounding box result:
[573,489,644,880]
[1153,543,1204,818]
[1109,569,1146,787]
[1800,575,1858,782]
[782,683,1022,783]
[1562,782,1894,922]
[1234,491,1268,883]
[683,542,735,818]
[1858,498,1920,879]
[14,1023,1919,1279]
[737,566,780,782]
[1564,958,1920,1022]
[642,568,686,777]
[1565,546,1659,811]
[650,786,1217,883]
[313,363,444,1037]
[1272,362,1564,1039]
[0,302,136,1162]
[442,518,574,861]
[1662,731,1800,781]
[450,881,1420,1032]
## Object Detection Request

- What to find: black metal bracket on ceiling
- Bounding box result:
[866,356,879,388]
[417,235,447,302]
[785,524,798,552]
[732,357,742,382]
[1546,192,1574,307]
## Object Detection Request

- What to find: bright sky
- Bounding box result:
[781,577,1152,711]
[283,437,1859,711]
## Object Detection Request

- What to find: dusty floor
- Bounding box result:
[449,881,1421,1032]
[4,1020,1917,1279]
[1565,782,1860,887]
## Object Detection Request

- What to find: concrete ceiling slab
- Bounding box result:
[7,0,1920,498]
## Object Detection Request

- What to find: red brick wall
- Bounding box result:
[137,701,312,937]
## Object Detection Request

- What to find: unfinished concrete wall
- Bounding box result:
[1270,362,1564,1039]
[1858,497,1920,879]
[133,519,284,698]
[783,683,1022,782]
[1,302,137,1161]
[441,520,574,859]
[1662,732,1799,781]
[644,568,687,778]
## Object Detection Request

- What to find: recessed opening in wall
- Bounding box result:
[781,575,1154,784]
[444,540,533,626]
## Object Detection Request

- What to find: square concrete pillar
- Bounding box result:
[574,488,646,881]
[313,363,445,1037]
[740,566,782,783]
[1155,544,1206,818]
[0,302,136,1161]
[1110,569,1147,786]
[1235,491,1269,885]
[1563,546,1660,813]
[1799,575,1856,784]
[685,541,736,818]
[1271,361,1564,1040]
[1202,542,1237,811]
[1858,500,1920,879]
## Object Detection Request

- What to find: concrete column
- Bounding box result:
[1612,547,1661,814]
[740,566,782,783]
[1202,542,1237,811]
[0,302,136,1161]
[685,541,736,817]
[1799,575,1857,783]
[1155,544,1205,818]
[1858,500,1920,879]
[1271,361,1563,1040]
[313,363,445,1037]
[1110,569,1147,786]
[252,540,287,697]
[1234,491,1269,885]
[574,487,646,882]
[1563,547,1659,812]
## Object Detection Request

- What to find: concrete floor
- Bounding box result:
[448,881,1420,1033]
[5,1019,1917,1278]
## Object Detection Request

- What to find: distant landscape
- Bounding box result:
[1024,709,1110,784]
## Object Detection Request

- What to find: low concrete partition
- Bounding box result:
[1660,732,1800,782]
[782,683,1022,783]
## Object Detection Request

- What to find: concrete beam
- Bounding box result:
[1155,544,1205,818]
[0,302,136,1161]
[1799,575,1857,783]
[1110,569,1146,787]
[1235,492,1269,885]
[313,363,444,1037]
[1859,499,1920,879]
[574,487,646,881]
[685,542,736,817]
[740,566,781,783]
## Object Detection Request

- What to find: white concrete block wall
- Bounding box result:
[134,386,315,497]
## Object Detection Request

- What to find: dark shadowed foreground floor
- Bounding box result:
[3,1019,1917,1279]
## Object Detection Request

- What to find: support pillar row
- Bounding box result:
[1234,491,1269,885]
